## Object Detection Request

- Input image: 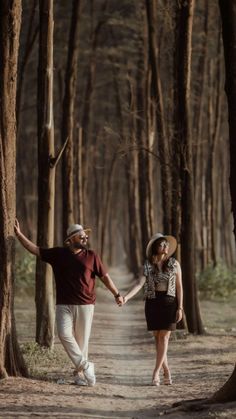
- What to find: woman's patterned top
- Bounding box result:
[143,257,178,299]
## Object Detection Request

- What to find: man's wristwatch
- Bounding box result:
[114,293,121,299]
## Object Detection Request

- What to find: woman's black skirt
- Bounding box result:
[145,291,177,331]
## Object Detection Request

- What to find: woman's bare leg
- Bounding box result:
[162,354,169,374]
[153,331,160,383]
[152,330,171,383]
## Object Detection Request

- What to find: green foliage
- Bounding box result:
[197,261,236,300]
[15,247,35,291]
[20,342,66,378]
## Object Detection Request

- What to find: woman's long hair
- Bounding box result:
[148,238,170,272]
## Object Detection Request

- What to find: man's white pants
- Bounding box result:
[56,304,94,371]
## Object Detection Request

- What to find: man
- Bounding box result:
[14,220,122,386]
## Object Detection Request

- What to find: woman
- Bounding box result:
[122,233,183,386]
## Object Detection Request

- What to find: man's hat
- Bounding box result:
[65,224,91,243]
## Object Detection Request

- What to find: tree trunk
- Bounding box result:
[61,0,81,236]
[0,0,28,378]
[193,0,209,270]
[137,3,152,258]
[126,156,142,275]
[126,77,142,275]
[212,0,236,401]
[15,1,38,239]
[146,0,172,233]
[212,364,236,403]
[171,5,182,244]
[100,154,117,260]
[175,0,204,334]
[219,0,236,234]
[16,0,38,129]
[206,59,214,265]
[35,0,55,348]
[210,31,222,265]
[76,125,84,224]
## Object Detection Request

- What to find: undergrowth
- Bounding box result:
[197,261,236,300]
[15,246,36,293]
[20,342,67,378]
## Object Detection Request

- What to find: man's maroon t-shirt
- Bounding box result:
[40,247,107,305]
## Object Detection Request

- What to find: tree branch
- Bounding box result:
[49,137,69,168]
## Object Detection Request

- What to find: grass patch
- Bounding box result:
[197,261,236,300]
[200,296,236,331]
[15,245,36,295]
[20,342,68,379]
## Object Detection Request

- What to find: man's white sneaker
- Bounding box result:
[83,362,96,386]
[74,375,87,386]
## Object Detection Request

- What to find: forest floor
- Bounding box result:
[1,267,236,418]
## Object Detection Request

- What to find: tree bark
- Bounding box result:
[219,0,236,235]
[212,364,236,403]
[193,0,209,270]
[126,76,142,275]
[61,0,81,236]
[146,0,172,233]
[174,0,204,334]
[126,154,142,275]
[100,154,117,260]
[0,0,28,378]
[210,32,222,265]
[75,125,84,224]
[137,3,152,258]
[212,0,236,401]
[171,5,182,243]
[16,0,38,129]
[35,0,55,348]
[15,1,38,239]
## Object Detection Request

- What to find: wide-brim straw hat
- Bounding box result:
[146,233,177,259]
[65,224,91,243]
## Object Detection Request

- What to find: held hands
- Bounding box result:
[115,295,128,307]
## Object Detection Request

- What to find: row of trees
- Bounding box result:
[0,0,235,401]
[17,0,235,264]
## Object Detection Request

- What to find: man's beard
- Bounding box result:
[71,242,88,250]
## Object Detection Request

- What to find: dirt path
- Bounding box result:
[1,267,236,418]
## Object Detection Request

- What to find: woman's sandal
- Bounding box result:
[163,374,172,385]
[152,376,160,386]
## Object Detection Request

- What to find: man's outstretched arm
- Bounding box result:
[14,219,40,256]
[100,273,123,305]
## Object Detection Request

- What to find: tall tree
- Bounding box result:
[15,1,38,238]
[0,0,28,377]
[218,0,236,237]
[211,0,236,401]
[126,76,142,275]
[35,0,55,348]
[174,0,204,334]
[145,0,172,233]
[171,4,182,244]
[137,2,153,258]
[61,0,81,236]
[193,0,209,270]
[16,0,38,129]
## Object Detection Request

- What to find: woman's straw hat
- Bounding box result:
[146,233,177,259]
